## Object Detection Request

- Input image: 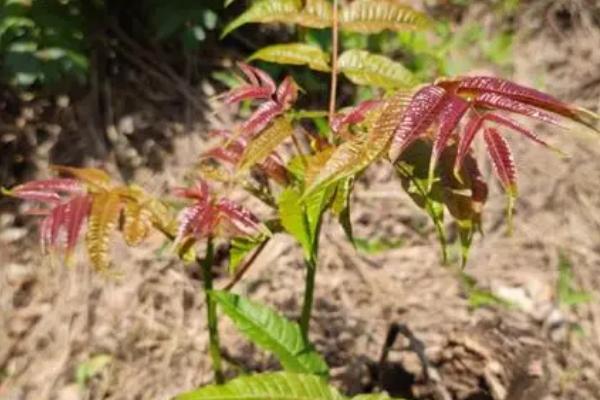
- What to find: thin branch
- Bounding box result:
[328,0,340,124]
[221,239,270,291]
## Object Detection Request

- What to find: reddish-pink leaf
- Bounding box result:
[454,114,485,174]
[275,76,298,109]
[483,113,553,149]
[223,85,273,104]
[241,100,284,137]
[432,95,470,165]
[484,127,517,196]
[474,93,562,127]
[331,99,382,133]
[451,76,578,118]
[13,178,82,194]
[65,195,92,257]
[175,203,205,244]
[238,62,277,94]
[49,202,68,249]
[9,189,61,204]
[174,181,210,201]
[237,62,261,86]
[389,85,447,162]
[217,199,264,235]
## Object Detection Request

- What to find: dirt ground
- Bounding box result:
[1,2,599,400]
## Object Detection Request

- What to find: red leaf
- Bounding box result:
[223,86,273,104]
[451,76,578,118]
[431,95,470,166]
[275,76,298,108]
[65,195,92,257]
[13,178,82,194]
[331,99,382,133]
[484,127,517,195]
[389,85,447,162]
[237,62,261,86]
[483,113,554,149]
[238,62,277,94]
[217,199,264,235]
[241,100,284,137]
[9,190,61,204]
[474,93,562,127]
[454,114,485,174]
[175,203,205,244]
[174,181,210,201]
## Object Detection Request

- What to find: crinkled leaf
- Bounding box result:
[211,291,329,376]
[52,166,112,191]
[239,117,294,171]
[338,49,417,89]
[483,127,517,228]
[86,190,122,270]
[340,0,431,33]
[447,76,582,120]
[175,372,343,400]
[122,200,153,246]
[389,85,447,162]
[307,90,413,195]
[474,92,562,127]
[242,100,285,138]
[249,43,331,72]
[222,0,332,37]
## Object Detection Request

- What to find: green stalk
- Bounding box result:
[201,237,224,384]
[299,255,317,342]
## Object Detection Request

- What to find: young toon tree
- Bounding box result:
[3,0,598,398]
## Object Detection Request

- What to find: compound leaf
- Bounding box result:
[338,49,416,89]
[175,372,343,400]
[211,291,329,376]
[249,43,331,72]
[340,0,430,33]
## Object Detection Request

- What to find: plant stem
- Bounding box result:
[201,237,224,384]
[328,0,340,124]
[300,255,317,342]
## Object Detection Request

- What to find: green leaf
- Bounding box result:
[278,187,312,257]
[353,237,403,255]
[249,43,331,72]
[557,253,592,307]
[175,372,343,400]
[338,49,417,89]
[229,237,262,273]
[331,177,354,243]
[222,0,332,37]
[340,0,431,33]
[75,354,112,387]
[211,291,329,376]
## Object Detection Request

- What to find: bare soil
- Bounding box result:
[1,2,599,400]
